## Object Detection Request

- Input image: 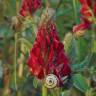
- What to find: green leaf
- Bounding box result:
[71,54,92,70]
[92,40,96,53]
[18,38,32,49]
[73,74,91,93]
[33,78,39,88]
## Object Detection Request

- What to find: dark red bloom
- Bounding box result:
[19,0,41,17]
[80,0,91,6]
[73,18,91,33]
[80,4,92,17]
[27,20,71,86]
[73,0,96,35]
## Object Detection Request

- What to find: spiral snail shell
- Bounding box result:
[44,74,58,89]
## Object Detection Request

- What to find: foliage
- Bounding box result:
[0,0,96,96]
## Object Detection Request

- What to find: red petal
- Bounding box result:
[19,0,28,17]
[73,20,90,32]
[94,3,96,14]
[48,45,54,62]
[80,4,92,17]
[80,0,91,6]
[19,0,41,17]
[27,21,71,80]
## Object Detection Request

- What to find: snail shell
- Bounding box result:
[44,74,58,89]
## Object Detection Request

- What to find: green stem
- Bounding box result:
[16,0,19,14]
[42,85,47,96]
[54,88,61,96]
[91,26,94,53]
[18,38,32,49]
[14,33,18,90]
[72,0,78,23]
[91,23,96,53]
[91,7,96,53]
[13,0,19,92]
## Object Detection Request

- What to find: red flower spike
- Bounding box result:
[73,0,96,35]
[80,0,91,6]
[27,20,71,86]
[80,0,96,20]
[73,18,91,33]
[19,0,41,17]
[94,2,96,15]
[80,5,93,18]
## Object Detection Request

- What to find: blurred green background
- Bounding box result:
[0,0,96,96]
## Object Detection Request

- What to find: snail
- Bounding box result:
[44,74,58,89]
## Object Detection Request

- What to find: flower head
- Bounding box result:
[27,20,71,86]
[80,0,91,6]
[19,0,42,17]
[73,18,91,36]
[73,0,96,36]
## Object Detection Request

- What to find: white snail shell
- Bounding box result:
[44,74,58,89]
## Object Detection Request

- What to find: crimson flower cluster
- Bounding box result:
[19,0,41,17]
[27,21,71,86]
[73,0,96,36]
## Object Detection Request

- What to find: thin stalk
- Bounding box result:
[18,34,26,79]
[54,87,61,96]
[13,0,19,91]
[91,15,96,53]
[14,33,18,90]
[42,85,47,96]
[88,1,96,54]
[16,0,19,14]
[72,0,78,23]
[91,24,95,53]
